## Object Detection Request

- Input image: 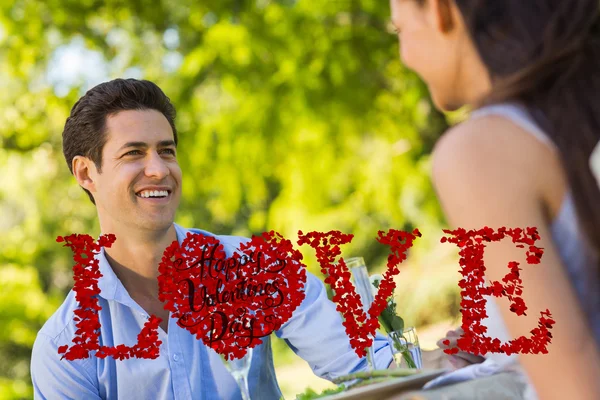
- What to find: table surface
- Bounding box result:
[321,369,448,400]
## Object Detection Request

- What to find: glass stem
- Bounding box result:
[237,375,251,400]
[366,345,376,371]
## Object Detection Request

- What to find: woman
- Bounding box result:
[388,0,600,398]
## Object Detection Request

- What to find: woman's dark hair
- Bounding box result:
[432,0,600,279]
[62,78,178,205]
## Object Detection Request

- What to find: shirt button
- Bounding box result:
[173,353,179,362]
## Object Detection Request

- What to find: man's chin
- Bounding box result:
[134,215,176,232]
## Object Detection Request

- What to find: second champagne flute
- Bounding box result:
[220,348,253,400]
[346,256,377,371]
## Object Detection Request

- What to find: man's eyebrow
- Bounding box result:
[157,140,177,148]
[117,140,177,152]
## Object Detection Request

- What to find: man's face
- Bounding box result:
[89,109,182,233]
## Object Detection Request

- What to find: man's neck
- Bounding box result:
[101,222,178,299]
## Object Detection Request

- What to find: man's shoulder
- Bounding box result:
[31,291,99,396]
[35,289,91,344]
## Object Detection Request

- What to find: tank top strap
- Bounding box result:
[470,103,557,152]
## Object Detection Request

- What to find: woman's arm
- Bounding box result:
[431,115,600,400]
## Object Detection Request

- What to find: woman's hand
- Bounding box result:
[436,327,485,369]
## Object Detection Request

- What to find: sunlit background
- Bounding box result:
[0,0,469,398]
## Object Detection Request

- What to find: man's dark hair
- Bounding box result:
[62,78,178,205]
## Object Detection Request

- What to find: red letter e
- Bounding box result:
[442,226,555,356]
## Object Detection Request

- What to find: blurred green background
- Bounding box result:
[0,0,467,398]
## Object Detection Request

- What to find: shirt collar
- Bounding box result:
[96,222,190,301]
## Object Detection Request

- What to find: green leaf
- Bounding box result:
[390,315,404,333]
[378,306,395,333]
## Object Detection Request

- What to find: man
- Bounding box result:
[31,78,393,399]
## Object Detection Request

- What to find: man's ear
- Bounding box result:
[72,156,97,194]
[430,0,455,33]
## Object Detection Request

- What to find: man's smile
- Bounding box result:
[135,187,174,204]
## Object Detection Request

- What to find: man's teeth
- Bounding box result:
[138,190,169,198]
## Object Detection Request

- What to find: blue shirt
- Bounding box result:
[31,223,393,399]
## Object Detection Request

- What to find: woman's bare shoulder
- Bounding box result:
[430,113,567,225]
[432,114,564,199]
[433,114,553,173]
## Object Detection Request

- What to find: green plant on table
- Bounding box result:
[294,369,418,399]
[294,385,346,400]
[370,274,417,369]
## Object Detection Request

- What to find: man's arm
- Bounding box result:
[31,332,101,400]
[276,271,393,380]
[223,234,393,379]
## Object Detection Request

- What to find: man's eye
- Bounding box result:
[125,150,143,156]
[161,149,176,155]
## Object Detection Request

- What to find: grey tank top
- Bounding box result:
[470,103,600,346]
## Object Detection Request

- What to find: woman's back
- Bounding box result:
[464,104,600,400]
[425,103,600,399]
[471,103,600,346]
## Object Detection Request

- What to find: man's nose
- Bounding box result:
[144,151,171,178]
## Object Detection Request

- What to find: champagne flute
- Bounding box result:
[220,348,253,400]
[387,327,422,369]
[346,257,377,371]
